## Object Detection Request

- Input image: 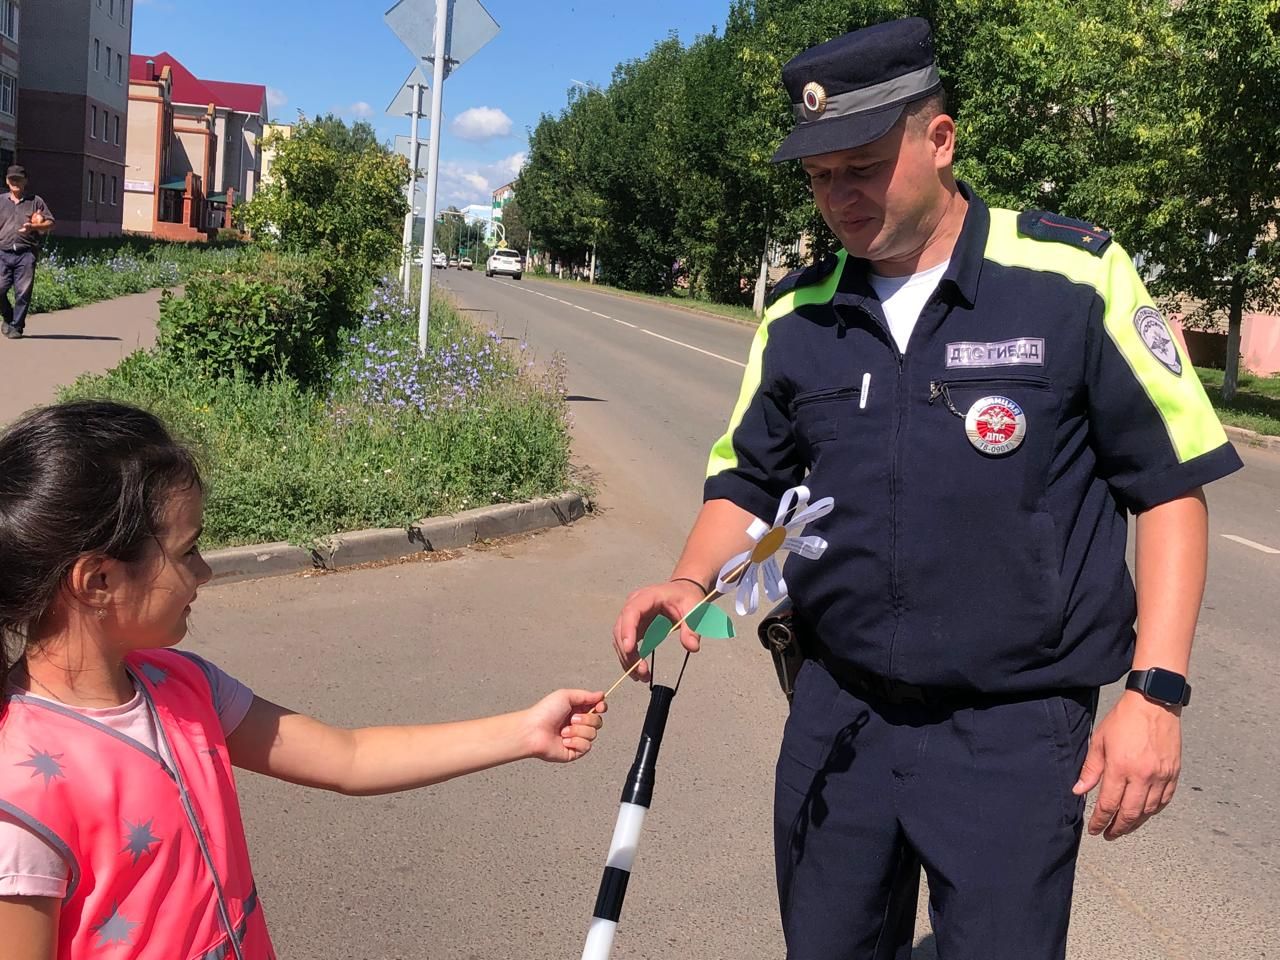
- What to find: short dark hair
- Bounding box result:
[905,89,950,133]
[0,401,203,705]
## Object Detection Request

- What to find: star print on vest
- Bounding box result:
[92,904,140,947]
[140,662,169,685]
[17,747,65,787]
[964,395,1027,455]
[122,819,162,865]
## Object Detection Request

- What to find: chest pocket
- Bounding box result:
[792,386,862,466]
[925,373,1059,507]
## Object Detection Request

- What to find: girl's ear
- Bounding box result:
[66,554,116,616]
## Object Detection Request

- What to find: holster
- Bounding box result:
[758,599,804,705]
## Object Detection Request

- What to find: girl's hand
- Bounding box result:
[523,689,607,763]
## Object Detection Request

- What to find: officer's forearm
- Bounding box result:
[1131,489,1209,674]
[670,498,759,590]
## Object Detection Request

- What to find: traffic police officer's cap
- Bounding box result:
[773,17,943,163]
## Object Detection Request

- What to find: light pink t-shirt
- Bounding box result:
[0,653,254,898]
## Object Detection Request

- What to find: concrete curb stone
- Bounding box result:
[205,493,589,586]
[1224,425,1280,452]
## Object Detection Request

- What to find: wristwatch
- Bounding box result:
[1125,668,1191,707]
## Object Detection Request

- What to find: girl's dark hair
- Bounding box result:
[0,400,203,701]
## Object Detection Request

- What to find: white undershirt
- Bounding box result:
[866,259,951,354]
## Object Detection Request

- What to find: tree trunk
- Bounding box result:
[590,243,597,285]
[1222,274,1245,403]
[753,229,771,318]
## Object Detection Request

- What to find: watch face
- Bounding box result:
[1146,669,1187,704]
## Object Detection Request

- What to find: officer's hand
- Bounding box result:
[1073,690,1182,840]
[612,580,707,683]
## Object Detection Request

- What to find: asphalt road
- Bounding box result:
[196,268,1278,958]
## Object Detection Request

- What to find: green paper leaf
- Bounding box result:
[638,603,736,658]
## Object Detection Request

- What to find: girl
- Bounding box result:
[0,400,605,959]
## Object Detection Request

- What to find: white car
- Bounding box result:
[486,248,523,280]
[431,250,447,269]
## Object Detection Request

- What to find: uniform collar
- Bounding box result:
[835,180,987,309]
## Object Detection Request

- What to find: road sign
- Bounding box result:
[385,67,432,116]
[383,0,499,78]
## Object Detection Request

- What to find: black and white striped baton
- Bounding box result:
[581,683,676,959]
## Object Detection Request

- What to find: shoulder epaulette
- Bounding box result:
[765,253,840,308]
[1017,210,1112,257]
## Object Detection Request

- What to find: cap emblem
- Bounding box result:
[801,82,827,120]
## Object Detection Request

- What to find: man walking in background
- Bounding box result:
[0,165,55,340]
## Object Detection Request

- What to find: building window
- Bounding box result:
[114,115,121,145]
[0,1,18,41]
[91,105,98,138]
[0,72,14,117]
[106,46,112,79]
[117,54,123,84]
[88,172,96,202]
[95,40,101,72]
[111,176,118,205]
[100,173,107,204]
[109,0,114,17]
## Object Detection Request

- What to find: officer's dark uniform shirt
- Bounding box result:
[705,184,1243,693]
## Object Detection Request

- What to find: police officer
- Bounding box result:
[613,17,1242,960]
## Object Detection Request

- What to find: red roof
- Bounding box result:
[130,53,267,117]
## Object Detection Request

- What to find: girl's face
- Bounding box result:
[111,484,212,650]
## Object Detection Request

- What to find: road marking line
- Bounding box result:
[612,318,638,328]
[573,304,591,312]
[1221,534,1280,554]
[591,311,613,319]
[640,329,745,367]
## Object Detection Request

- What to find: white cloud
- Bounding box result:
[266,87,288,110]
[335,101,373,119]
[424,150,529,214]
[451,106,513,141]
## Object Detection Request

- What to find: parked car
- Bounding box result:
[486,248,523,279]
[431,250,447,269]
[448,257,459,269]
[459,257,473,270]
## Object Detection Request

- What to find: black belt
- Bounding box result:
[814,653,1091,710]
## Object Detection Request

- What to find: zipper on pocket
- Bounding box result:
[791,385,860,414]
[929,375,1050,418]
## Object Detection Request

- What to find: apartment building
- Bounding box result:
[17,0,133,237]
[0,0,18,169]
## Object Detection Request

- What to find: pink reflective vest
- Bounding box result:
[0,649,275,959]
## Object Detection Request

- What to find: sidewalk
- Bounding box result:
[0,288,164,423]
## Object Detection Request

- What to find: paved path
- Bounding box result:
[0,288,163,423]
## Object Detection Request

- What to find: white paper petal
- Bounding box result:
[784,495,835,531]
[773,485,810,527]
[782,535,828,560]
[717,550,754,594]
[746,517,771,541]
[762,556,788,602]
[735,568,760,616]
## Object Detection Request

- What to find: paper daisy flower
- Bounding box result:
[716,485,834,615]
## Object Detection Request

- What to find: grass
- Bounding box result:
[32,236,254,315]
[60,282,572,548]
[1195,366,1280,436]
[527,272,762,324]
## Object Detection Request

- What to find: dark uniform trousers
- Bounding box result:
[774,658,1095,959]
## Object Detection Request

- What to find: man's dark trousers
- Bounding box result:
[774,659,1096,959]
[0,248,36,333]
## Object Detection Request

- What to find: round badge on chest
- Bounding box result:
[964,395,1027,455]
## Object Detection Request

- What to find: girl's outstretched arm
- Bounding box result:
[226,690,605,796]
[0,896,59,960]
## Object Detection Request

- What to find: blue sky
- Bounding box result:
[133,0,732,216]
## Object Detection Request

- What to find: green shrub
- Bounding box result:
[156,252,342,387]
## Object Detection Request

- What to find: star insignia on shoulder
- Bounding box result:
[17,748,66,787]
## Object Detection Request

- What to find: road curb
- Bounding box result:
[524,275,761,328]
[205,493,590,586]
[1224,425,1280,452]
